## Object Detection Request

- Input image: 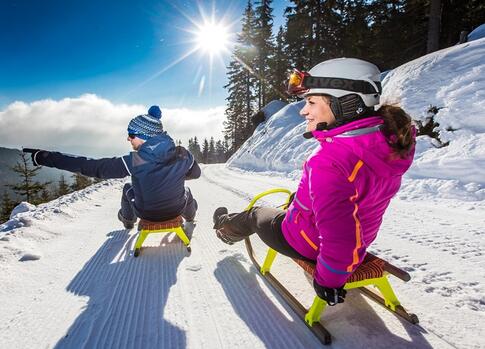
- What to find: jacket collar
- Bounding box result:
[312,116,384,141]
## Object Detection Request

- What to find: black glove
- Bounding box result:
[175,145,189,160]
[22,148,44,166]
[313,279,347,306]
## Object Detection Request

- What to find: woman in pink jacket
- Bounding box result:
[213,58,415,306]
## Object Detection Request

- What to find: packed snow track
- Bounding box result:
[1,164,483,348]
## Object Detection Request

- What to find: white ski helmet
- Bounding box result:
[289,58,382,107]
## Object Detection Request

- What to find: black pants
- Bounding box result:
[218,207,312,261]
[121,183,198,221]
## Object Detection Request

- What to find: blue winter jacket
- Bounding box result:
[33,133,201,220]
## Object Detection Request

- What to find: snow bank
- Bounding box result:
[468,23,485,42]
[228,39,485,201]
[381,37,485,191]
[261,100,287,119]
[0,179,123,237]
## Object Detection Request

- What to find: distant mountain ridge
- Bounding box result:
[0,147,73,200]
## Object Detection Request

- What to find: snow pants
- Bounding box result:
[217,206,312,261]
[121,183,197,222]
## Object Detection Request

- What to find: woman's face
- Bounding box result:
[300,95,336,132]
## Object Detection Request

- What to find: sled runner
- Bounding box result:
[134,216,191,257]
[244,188,419,345]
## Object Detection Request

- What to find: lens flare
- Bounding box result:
[195,21,230,55]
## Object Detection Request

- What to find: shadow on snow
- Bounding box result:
[54,223,195,349]
[215,254,434,349]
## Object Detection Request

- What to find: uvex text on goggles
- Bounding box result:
[287,69,382,96]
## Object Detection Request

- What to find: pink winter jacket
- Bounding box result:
[281,117,415,288]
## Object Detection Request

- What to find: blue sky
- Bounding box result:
[0,0,288,110]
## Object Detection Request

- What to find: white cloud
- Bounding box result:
[0,94,226,157]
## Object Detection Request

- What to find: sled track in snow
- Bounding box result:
[201,170,254,204]
[201,165,293,208]
[189,191,323,349]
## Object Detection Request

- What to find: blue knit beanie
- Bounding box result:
[127,105,163,140]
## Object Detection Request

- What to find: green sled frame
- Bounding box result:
[133,216,191,257]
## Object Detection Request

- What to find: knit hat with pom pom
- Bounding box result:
[127,105,163,140]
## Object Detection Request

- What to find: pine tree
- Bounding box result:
[368,0,427,70]
[334,0,373,60]
[71,173,92,191]
[267,25,290,103]
[223,139,231,160]
[202,138,209,164]
[224,0,258,153]
[0,191,18,223]
[57,175,71,197]
[8,153,48,203]
[189,136,203,163]
[39,187,52,203]
[254,0,275,109]
[427,0,441,53]
[208,137,216,163]
[284,1,313,69]
[215,140,226,163]
[224,55,248,152]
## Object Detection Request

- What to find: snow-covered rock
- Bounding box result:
[10,202,36,219]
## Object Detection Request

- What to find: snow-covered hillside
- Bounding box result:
[1,166,483,348]
[229,38,485,202]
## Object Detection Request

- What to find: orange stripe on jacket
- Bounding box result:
[299,230,318,251]
[346,159,364,272]
[348,160,364,182]
[347,190,362,272]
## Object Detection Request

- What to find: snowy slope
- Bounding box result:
[1,167,483,348]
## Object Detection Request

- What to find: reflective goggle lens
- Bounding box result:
[289,71,303,86]
[287,69,310,95]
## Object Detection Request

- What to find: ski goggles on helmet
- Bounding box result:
[287,69,311,95]
[287,69,382,96]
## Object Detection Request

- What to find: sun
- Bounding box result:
[195,21,230,55]
[126,5,236,97]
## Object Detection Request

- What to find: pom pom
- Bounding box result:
[148,105,162,119]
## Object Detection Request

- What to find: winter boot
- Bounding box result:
[213,207,228,227]
[118,209,136,230]
[212,207,246,245]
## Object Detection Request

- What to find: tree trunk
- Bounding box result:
[427,0,442,53]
